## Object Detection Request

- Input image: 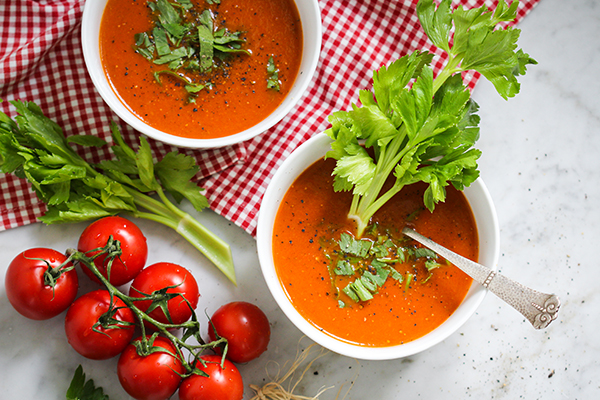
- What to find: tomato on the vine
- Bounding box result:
[129,262,200,327]
[64,289,134,360]
[78,216,147,286]
[178,354,244,400]
[207,301,271,363]
[118,335,185,400]
[5,248,78,320]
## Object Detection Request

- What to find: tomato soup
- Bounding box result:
[272,157,478,347]
[100,0,303,139]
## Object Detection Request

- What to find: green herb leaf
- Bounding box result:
[411,247,438,260]
[133,32,156,60]
[154,46,188,65]
[405,272,414,291]
[388,266,404,282]
[156,0,182,27]
[338,232,372,257]
[343,279,373,302]
[365,263,389,287]
[371,243,389,258]
[179,0,195,9]
[66,365,109,400]
[267,56,280,91]
[334,260,355,276]
[197,24,215,71]
[425,259,441,271]
[153,27,171,56]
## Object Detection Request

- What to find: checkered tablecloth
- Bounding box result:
[0,0,540,236]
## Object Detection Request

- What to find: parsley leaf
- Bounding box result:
[267,56,281,91]
[338,232,372,257]
[334,260,355,275]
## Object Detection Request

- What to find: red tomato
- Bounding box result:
[64,289,134,360]
[129,262,200,328]
[78,216,147,286]
[5,248,78,320]
[207,301,271,363]
[118,335,185,400]
[178,355,244,400]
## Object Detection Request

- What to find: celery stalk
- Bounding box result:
[0,100,236,284]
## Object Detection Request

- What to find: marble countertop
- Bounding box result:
[1,0,598,398]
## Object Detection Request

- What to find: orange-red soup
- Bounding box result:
[273,157,478,347]
[100,0,303,139]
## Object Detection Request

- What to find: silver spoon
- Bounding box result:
[402,227,560,330]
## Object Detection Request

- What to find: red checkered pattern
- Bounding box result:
[0,0,540,235]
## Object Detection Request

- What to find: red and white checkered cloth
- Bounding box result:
[0,0,540,236]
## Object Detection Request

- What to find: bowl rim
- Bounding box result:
[256,132,500,360]
[81,0,322,149]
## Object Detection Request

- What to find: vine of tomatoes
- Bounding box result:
[3,216,271,400]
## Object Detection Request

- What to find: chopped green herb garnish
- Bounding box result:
[388,266,404,282]
[339,232,372,257]
[132,0,250,103]
[197,11,215,71]
[331,230,408,303]
[405,272,414,291]
[343,278,373,302]
[214,29,248,53]
[425,259,441,271]
[325,223,451,304]
[371,242,389,258]
[365,263,389,287]
[411,247,437,260]
[266,56,280,91]
[66,365,109,400]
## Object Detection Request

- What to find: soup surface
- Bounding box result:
[100,0,303,139]
[273,157,478,347]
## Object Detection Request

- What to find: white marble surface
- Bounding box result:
[1,0,599,398]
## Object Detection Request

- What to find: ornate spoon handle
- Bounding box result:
[402,228,560,329]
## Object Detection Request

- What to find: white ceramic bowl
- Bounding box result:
[256,133,500,360]
[81,0,322,149]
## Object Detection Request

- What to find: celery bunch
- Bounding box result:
[326,0,536,237]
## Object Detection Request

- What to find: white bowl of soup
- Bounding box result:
[256,133,500,360]
[82,0,321,149]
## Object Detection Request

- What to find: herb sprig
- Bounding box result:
[0,100,236,284]
[325,0,536,237]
